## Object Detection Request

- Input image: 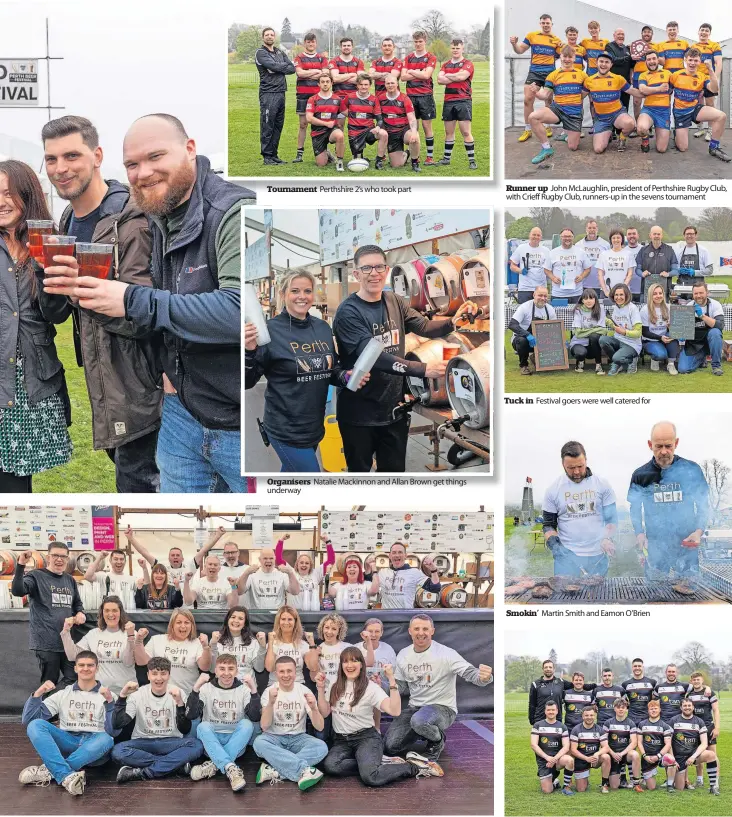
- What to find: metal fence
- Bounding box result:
[504,56,732,129]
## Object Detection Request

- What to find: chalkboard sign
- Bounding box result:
[643,273,667,302]
[531,319,569,372]
[669,303,696,340]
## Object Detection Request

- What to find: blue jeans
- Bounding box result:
[678,329,723,372]
[269,437,321,472]
[111,736,203,778]
[552,547,609,577]
[252,731,328,782]
[197,720,254,773]
[157,395,245,492]
[383,705,456,759]
[26,720,114,784]
[643,339,680,361]
[598,335,638,366]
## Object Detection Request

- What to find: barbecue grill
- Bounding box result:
[505,576,729,604]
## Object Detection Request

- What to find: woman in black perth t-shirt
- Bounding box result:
[244,271,368,472]
[135,563,183,611]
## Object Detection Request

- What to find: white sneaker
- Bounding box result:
[225,763,246,792]
[190,760,217,781]
[406,751,445,777]
[650,359,660,372]
[595,364,605,375]
[298,766,324,791]
[61,771,85,796]
[575,360,584,372]
[19,764,52,785]
[382,755,408,764]
[256,763,281,785]
[667,361,678,375]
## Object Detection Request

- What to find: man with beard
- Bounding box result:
[624,228,644,301]
[628,421,710,576]
[564,672,597,732]
[542,440,617,576]
[583,53,642,154]
[570,706,609,792]
[636,50,672,155]
[635,225,678,300]
[527,662,594,727]
[329,38,365,102]
[653,664,692,725]
[255,27,295,166]
[622,659,657,726]
[631,26,658,122]
[61,114,254,492]
[686,671,720,793]
[574,221,609,300]
[40,116,160,493]
[369,38,403,100]
[670,697,715,793]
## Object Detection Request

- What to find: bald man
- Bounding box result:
[634,227,679,301]
[627,422,710,577]
[65,114,255,493]
[235,549,301,609]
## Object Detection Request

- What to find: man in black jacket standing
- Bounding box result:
[635,226,680,301]
[606,30,633,120]
[529,660,577,725]
[256,27,296,166]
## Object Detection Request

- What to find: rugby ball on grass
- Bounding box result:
[661,754,676,767]
[347,158,370,172]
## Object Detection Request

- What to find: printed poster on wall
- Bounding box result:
[0,505,93,549]
[91,506,115,551]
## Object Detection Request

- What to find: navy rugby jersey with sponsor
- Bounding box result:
[685,689,717,727]
[404,51,438,95]
[592,684,627,724]
[341,92,381,133]
[602,716,637,752]
[328,55,365,95]
[671,714,707,755]
[622,676,657,722]
[293,52,329,97]
[570,723,605,756]
[532,719,568,756]
[305,93,342,137]
[441,59,475,100]
[380,92,415,132]
[653,681,691,722]
[636,718,673,755]
[564,688,595,729]
[371,57,403,97]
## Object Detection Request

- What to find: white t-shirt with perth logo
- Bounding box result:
[213,636,266,681]
[92,571,138,598]
[288,565,325,611]
[378,567,427,609]
[543,472,617,557]
[597,248,636,290]
[575,236,611,273]
[126,686,182,739]
[246,569,289,609]
[76,627,136,694]
[318,640,351,693]
[511,300,557,333]
[395,641,485,713]
[358,640,398,689]
[608,303,642,352]
[545,246,592,298]
[198,681,253,733]
[43,683,114,732]
[268,639,310,685]
[640,304,670,337]
[331,680,388,735]
[218,562,247,605]
[332,581,372,610]
[261,682,311,735]
[510,242,552,291]
[147,634,203,697]
[189,575,231,610]
[162,557,198,585]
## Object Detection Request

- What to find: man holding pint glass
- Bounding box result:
[332,244,478,472]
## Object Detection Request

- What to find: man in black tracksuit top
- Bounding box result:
[333,244,478,472]
[528,660,594,724]
[255,27,296,165]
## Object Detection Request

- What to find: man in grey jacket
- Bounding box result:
[40,115,161,493]
[255,27,296,165]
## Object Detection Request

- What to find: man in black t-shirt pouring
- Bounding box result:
[332,244,478,472]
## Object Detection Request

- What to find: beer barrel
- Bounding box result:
[0,550,16,575]
[423,257,465,316]
[446,343,491,429]
[66,553,77,575]
[390,255,439,311]
[26,551,46,570]
[75,550,97,573]
[374,554,390,570]
[406,334,476,406]
[440,582,469,608]
[415,587,440,608]
[404,333,427,355]
[422,554,450,576]
[459,252,491,312]
[405,554,421,570]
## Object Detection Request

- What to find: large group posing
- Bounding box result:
[255,28,478,172]
[528,658,720,796]
[508,221,726,377]
[11,537,492,796]
[510,16,730,165]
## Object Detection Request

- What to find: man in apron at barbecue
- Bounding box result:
[541,440,618,576]
[627,421,710,578]
[674,226,713,290]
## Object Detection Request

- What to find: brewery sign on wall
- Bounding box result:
[0,59,39,105]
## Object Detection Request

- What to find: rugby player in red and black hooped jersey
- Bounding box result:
[670,698,716,793]
[293,33,330,163]
[340,74,388,168]
[305,74,346,171]
[369,38,403,101]
[329,38,365,101]
[437,38,477,169]
[401,31,439,163]
[380,74,421,172]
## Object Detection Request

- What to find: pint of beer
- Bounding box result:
[443,344,461,361]
[27,220,55,265]
[42,235,76,269]
[76,243,113,279]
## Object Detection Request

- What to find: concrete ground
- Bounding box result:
[244,381,490,473]
[505,126,732,180]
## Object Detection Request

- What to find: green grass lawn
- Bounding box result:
[505,690,732,815]
[34,320,116,494]
[228,62,490,177]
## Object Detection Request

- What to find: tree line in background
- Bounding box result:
[505,207,732,245]
[228,12,491,63]
[506,641,731,693]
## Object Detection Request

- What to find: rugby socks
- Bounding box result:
[552,768,560,784]
[541,142,550,150]
[523,123,529,130]
[465,141,475,162]
[443,141,455,162]
[296,147,304,160]
[426,137,434,159]
[563,771,573,787]
[602,777,610,787]
[710,139,720,151]
[708,761,718,788]
[632,776,642,787]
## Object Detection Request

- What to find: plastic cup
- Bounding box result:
[76,243,113,279]
[442,344,461,361]
[42,234,76,269]
[27,220,55,265]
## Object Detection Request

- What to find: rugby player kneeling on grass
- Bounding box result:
[305,74,346,172]
[601,698,643,793]
[570,705,609,792]
[636,698,674,792]
[381,74,421,172]
[342,74,388,169]
[531,701,575,795]
[671,697,716,793]
[584,52,643,154]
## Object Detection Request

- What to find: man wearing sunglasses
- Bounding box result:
[11,543,86,688]
[332,244,478,472]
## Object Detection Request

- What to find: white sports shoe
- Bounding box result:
[225,763,246,792]
[190,760,217,781]
[61,771,85,796]
[298,766,324,791]
[19,764,52,786]
[256,763,281,785]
